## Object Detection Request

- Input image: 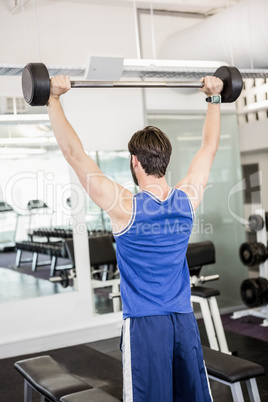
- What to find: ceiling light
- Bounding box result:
[124,59,226,68]
[0,154,29,159]
[0,114,49,122]
[0,148,46,154]
[0,137,56,145]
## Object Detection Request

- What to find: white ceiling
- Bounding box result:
[13,0,241,15]
[83,0,241,14]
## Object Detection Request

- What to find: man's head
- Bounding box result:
[128,126,172,186]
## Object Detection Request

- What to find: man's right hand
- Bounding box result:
[47,75,71,105]
[199,76,223,97]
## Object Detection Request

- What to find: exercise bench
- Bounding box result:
[59,389,120,401]
[203,346,265,402]
[188,241,230,353]
[14,355,119,401]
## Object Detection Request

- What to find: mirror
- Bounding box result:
[0,121,74,303]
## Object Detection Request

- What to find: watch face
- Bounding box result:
[212,95,221,104]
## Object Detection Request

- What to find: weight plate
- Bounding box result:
[239,242,254,266]
[248,214,264,232]
[256,277,268,305]
[240,278,262,308]
[22,63,50,106]
[59,270,69,288]
[214,66,243,103]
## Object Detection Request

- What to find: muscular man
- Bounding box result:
[47,75,223,402]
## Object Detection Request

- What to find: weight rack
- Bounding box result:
[232,208,268,327]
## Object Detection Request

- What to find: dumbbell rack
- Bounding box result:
[232,208,268,327]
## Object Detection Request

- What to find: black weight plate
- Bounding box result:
[240,278,261,308]
[60,270,69,288]
[255,242,267,265]
[248,214,264,232]
[256,277,268,305]
[214,66,243,103]
[239,242,254,266]
[22,63,50,106]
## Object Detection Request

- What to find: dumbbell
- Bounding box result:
[22,62,243,107]
[49,269,75,288]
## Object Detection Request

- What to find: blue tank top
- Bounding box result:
[113,188,194,319]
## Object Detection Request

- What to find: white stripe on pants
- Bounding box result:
[122,318,133,402]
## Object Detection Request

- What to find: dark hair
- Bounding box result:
[128,126,172,178]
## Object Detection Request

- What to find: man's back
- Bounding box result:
[114,188,194,319]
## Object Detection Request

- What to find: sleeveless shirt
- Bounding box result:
[113,188,194,319]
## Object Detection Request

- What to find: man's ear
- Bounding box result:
[132,154,138,167]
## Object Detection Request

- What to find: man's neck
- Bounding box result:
[138,177,171,199]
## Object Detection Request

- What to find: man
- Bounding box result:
[47,74,223,402]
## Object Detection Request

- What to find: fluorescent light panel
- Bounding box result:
[0,114,49,122]
[0,148,46,154]
[0,137,56,145]
[124,59,226,68]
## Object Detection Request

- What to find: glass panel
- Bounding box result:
[148,114,247,309]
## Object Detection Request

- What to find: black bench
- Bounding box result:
[59,389,120,401]
[14,355,91,402]
[203,346,265,402]
[14,355,121,402]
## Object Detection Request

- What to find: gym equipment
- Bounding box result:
[50,235,117,287]
[22,62,243,106]
[203,346,264,402]
[15,355,121,402]
[248,214,265,232]
[14,356,92,402]
[27,199,48,211]
[233,209,268,326]
[187,241,229,354]
[240,277,268,308]
[239,242,268,267]
[58,270,69,288]
[14,349,265,402]
[32,227,73,240]
[59,389,120,402]
[15,239,70,276]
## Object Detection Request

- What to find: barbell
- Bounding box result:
[22,62,243,107]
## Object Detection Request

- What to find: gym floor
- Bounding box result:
[1,320,267,401]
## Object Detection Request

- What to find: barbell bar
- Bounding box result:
[22,62,243,107]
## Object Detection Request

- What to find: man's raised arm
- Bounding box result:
[46,75,132,229]
[175,75,224,210]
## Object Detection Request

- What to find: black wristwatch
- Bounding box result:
[206,94,221,104]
